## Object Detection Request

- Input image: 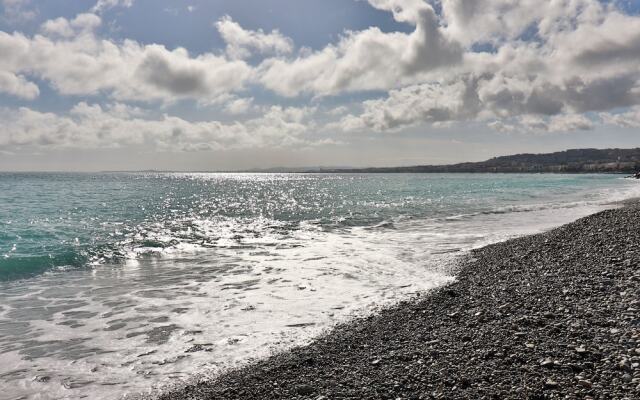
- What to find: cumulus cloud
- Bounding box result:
[216,16,293,59]
[258,0,462,96]
[368,0,462,72]
[1,0,640,142]
[338,80,475,132]
[0,15,253,102]
[133,45,252,99]
[223,97,254,115]
[0,70,39,99]
[336,0,640,133]
[2,0,36,23]
[488,113,595,134]
[547,113,595,132]
[0,103,322,151]
[600,107,640,128]
[92,0,133,13]
[40,13,102,37]
[442,0,566,46]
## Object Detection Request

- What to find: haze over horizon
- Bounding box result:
[1,0,640,171]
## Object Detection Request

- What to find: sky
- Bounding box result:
[0,0,639,171]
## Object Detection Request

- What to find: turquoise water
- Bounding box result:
[0,172,638,399]
[1,172,635,281]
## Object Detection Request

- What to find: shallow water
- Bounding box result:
[0,173,638,399]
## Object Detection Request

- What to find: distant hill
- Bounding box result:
[323,148,640,174]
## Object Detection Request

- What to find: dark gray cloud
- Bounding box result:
[338,0,640,133]
[136,48,209,96]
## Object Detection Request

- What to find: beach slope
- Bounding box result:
[159,203,640,399]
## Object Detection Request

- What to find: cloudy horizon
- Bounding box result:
[1,0,639,171]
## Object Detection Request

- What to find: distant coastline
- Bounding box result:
[152,147,640,174]
[170,147,640,174]
[6,147,638,175]
[315,147,640,174]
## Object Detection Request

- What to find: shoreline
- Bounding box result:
[157,201,640,399]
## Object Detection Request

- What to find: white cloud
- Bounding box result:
[216,16,293,60]
[0,103,322,151]
[133,45,252,100]
[258,0,462,96]
[40,18,75,38]
[332,0,640,132]
[2,0,36,23]
[547,113,595,132]
[487,113,595,134]
[0,15,253,102]
[326,105,348,116]
[0,70,39,99]
[40,13,102,37]
[442,0,554,46]
[338,81,473,132]
[223,97,254,115]
[1,0,640,140]
[600,107,640,128]
[92,0,133,13]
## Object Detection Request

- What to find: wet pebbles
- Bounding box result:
[158,204,640,399]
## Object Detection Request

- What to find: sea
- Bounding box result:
[1,172,638,399]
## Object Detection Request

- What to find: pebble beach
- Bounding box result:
[158,201,640,399]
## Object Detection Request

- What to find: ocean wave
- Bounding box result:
[0,251,87,281]
[2,175,638,283]
[442,182,640,222]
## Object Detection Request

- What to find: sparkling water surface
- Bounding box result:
[0,172,638,399]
